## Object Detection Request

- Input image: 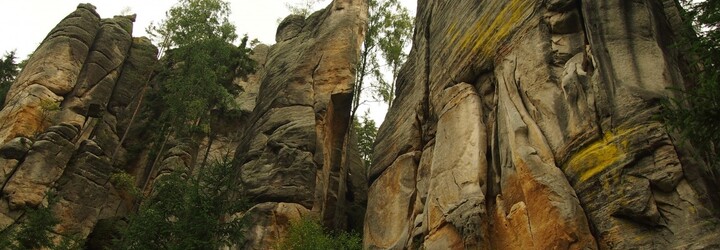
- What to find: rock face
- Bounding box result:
[365,0,720,249]
[0,1,368,247]
[5,0,718,249]
[0,4,158,243]
[232,0,368,248]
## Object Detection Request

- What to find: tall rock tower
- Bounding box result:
[365,0,720,249]
[232,0,368,248]
[0,4,158,244]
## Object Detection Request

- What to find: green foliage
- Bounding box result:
[352,0,413,118]
[277,216,362,250]
[371,0,413,108]
[146,0,255,138]
[661,0,720,168]
[36,99,61,136]
[110,172,142,198]
[1,205,59,249]
[147,0,236,51]
[354,112,378,168]
[115,158,248,249]
[0,50,19,109]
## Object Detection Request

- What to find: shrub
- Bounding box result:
[277,216,362,250]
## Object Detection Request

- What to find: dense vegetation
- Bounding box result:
[145,0,254,138]
[115,158,247,249]
[662,0,720,170]
[114,0,254,248]
[354,112,378,168]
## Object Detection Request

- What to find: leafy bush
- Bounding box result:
[277,216,362,250]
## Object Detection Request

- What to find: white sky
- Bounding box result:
[0,0,417,124]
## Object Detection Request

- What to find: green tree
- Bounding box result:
[0,204,58,250]
[662,0,720,169]
[0,50,19,109]
[147,0,254,138]
[147,0,237,54]
[351,0,380,119]
[115,158,247,249]
[372,0,413,108]
[349,0,412,176]
[351,0,413,118]
[354,112,377,168]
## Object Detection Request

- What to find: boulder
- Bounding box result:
[0,137,33,159]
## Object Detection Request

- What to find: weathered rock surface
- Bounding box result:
[232,0,368,247]
[0,4,158,244]
[239,202,310,249]
[0,0,368,247]
[366,0,720,249]
[7,0,716,249]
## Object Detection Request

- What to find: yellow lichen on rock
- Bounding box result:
[563,127,638,182]
[449,0,535,62]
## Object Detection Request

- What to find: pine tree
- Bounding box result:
[0,50,19,109]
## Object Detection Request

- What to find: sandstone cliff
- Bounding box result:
[365,0,720,249]
[3,0,720,249]
[0,1,369,248]
[0,4,158,244]
[233,0,368,248]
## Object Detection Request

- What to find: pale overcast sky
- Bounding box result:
[0,0,417,123]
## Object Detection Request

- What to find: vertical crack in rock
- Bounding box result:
[421,7,433,149]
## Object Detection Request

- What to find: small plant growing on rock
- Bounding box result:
[110,172,142,199]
